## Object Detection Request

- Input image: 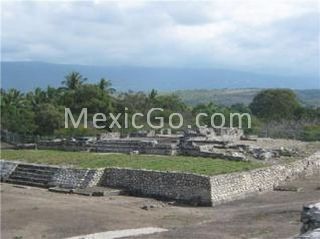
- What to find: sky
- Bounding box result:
[1,0,319,77]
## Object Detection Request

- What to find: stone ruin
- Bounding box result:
[129,130,156,138]
[178,127,298,161]
[98,132,121,140]
[2,152,319,207]
[94,138,177,156]
[37,127,300,161]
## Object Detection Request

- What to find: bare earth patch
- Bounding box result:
[1,173,319,239]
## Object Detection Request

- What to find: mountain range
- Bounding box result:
[1,61,319,92]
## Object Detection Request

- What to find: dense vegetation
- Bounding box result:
[172,89,320,107]
[1,72,319,140]
[1,150,263,175]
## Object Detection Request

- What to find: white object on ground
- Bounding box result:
[65,227,168,239]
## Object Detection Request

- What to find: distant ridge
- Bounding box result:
[171,89,320,107]
[1,61,319,91]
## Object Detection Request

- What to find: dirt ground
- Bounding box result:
[1,173,320,239]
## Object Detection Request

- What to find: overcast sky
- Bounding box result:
[2,0,319,76]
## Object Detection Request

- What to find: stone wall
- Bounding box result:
[0,160,18,181]
[210,152,320,205]
[38,139,177,155]
[99,152,319,206]
[180,145,245,161]
[38,141,92,152]
[1,151,319,206]
[51,168,104,189]
[94,139,177,156]
[100,168,212,206]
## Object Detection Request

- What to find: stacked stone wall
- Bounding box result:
[1,151,319,206]
[0,160,18,181]
[209,152,320,205]
[51,168,104,189]
[38,140,177,155]
[100,168,212,205]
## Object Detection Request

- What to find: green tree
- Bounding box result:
[249,89,300,121]
[34,103,63,135]
[61,72,87,90]
[148,89,158,102]
[98,78,115,94]
[1,89,36,134]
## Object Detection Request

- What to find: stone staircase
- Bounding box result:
[6,164,59,188]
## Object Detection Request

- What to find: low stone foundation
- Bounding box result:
[1,151,319,206]
[100,168,212,205]
[209,152,320,205]
[38,139,177,156]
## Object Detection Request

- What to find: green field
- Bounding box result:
[1,150,263,176]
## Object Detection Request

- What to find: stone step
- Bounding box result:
[13,168,57,175]
[9,171,53,180]
[5,163,59,188]
[6,178,48,188]
[8,175,51,183]
[16,164,59,171]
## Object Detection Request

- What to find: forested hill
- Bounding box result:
[170,89,320,107]
[2,61,318,91]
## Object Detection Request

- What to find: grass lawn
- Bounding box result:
[1,149,263,176]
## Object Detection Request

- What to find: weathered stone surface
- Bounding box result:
[184,127,243,141]
[100,168,213,206]
[0,160,18,181]
[94,139,177,156]
[181,143,247,161]
[37,127,246,159]
[51,168,104,189]
[6,163,59,187]
[209,152,320,205]
[1,160,105,189]
[248,146,278,160]
[1,151,319,206]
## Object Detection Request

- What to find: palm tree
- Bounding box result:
[98,78,115,94]
[27,88,47,107]
[148,89,158,101]
[61,72,87,90]
[1,89,24,107]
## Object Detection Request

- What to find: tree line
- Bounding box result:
[1,72,319,141]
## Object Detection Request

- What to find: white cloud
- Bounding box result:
[1,0,319,76]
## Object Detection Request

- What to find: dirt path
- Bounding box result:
[1,174,319,239]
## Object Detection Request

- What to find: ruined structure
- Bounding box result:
[37,127,300,161]
[95,138,177,155]
[1,151,319,206]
